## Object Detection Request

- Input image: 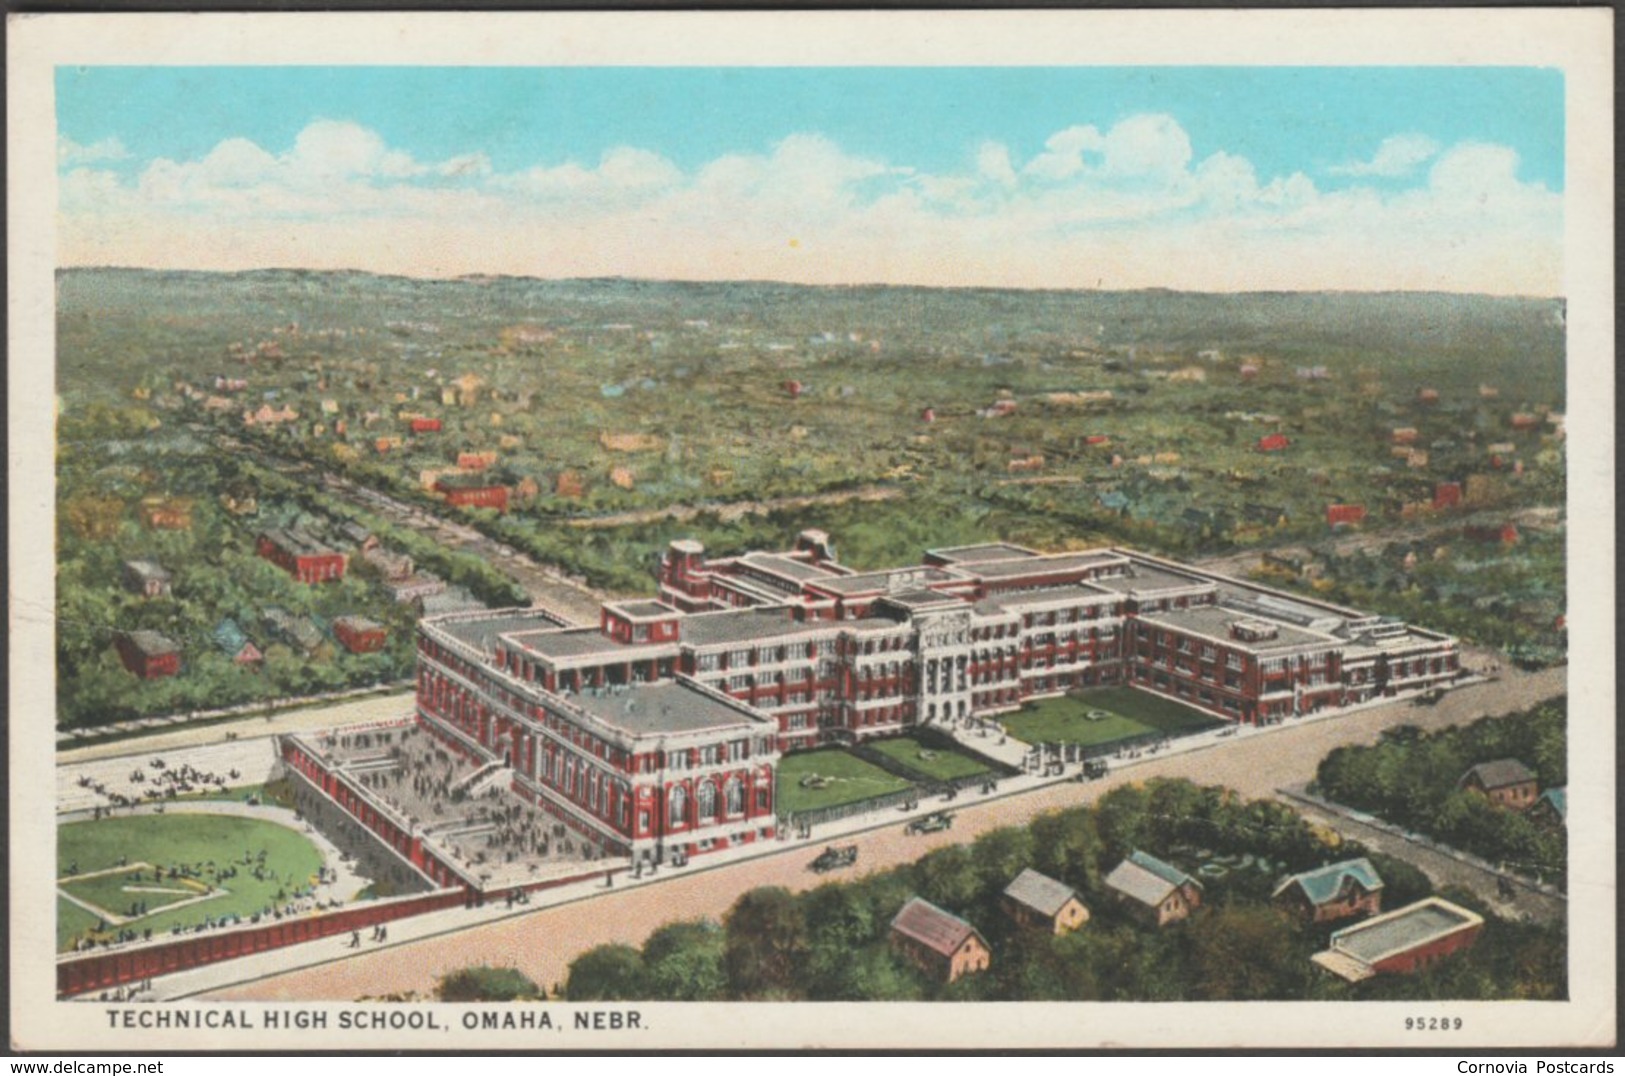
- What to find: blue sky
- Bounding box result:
[55,66,1566,293]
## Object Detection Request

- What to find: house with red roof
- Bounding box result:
[890,898,991,983]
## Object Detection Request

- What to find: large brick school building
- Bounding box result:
[411,531,1459,866]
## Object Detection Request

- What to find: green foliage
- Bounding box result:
[1315,701,1567,883]
[563,944,646,1000]
[436,965,542,1001]
[526,777,1561,1003]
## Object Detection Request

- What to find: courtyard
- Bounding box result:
[998,687,1224,749]
[775,748,915,815]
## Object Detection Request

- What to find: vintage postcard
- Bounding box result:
[8,8,1615,1053]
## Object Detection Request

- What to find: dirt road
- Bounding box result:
[202,664,1565,1002]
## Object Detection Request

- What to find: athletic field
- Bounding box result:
[57,812,326,952]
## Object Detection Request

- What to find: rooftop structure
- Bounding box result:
[1312,898,1484,982]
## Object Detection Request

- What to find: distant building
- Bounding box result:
[1272,858,1384,924]
[1327,503,1367,528]
[262,606,326,655]
[434,473,510,512]
[212,619,263,666]
[1433,482,1463,511]
[1463,522,1519,545]
[556,470,586,499]
[457,451,499,471]
[890,898,992,982]
[1257,433,1291,453]
[385,573,446,604]
[1311,898,1483,983]
[338,521,378,553]
[361,545,415,582]
[410,417,442,434]
[1391,427,1419,446]
[1417,388,1440,405]
[139,496,193,531]
[1104,850,1203,927]
[121,559,172,599]
[257,528,347,584]
[1528,787,1567,830]
[1510,413,1540,432]
[115,630,181,679]
[1458,759,1538,810]
[332,615,388,654]
[1002,868,1089,935]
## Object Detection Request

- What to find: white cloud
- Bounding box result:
[1330,133,1441,177]
[56,116,1562,295]
[57,135,129,167]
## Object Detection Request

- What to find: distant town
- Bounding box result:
[55,271,1566,1005]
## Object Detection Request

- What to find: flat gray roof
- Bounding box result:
[612,599,678,619]
[1335,901,1477,964]
[570,680,764,737]
[973,583,1112,616]
[680,606,835,647]
[739,552,845,583]
[508,626,676,663]
[1137,604,1339,651]
[968,551,1126,580]
[927,542,1040,564]
[434,611,568,652]
[1089,564,1210,595]
[809,567,961,595]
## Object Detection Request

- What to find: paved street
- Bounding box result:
[1277,790,1565,923]
[191,663,1565,1003]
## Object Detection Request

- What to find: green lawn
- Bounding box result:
[865,735,992,782]
[60,869,211,918]
[1000,687,1222,748]
[57,813,326,952]
[776,748,915,815]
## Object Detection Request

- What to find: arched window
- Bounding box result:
[668,785,687,826]
[725,777,744,815]
[697,781,717,821]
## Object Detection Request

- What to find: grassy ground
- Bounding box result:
[865,735,993,782]
[1000,687,1221,747]
[59,869,210,917]
[57,813,325,952]
[776,748,915,815]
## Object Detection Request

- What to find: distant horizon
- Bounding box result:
[55,263,1565,304]
[57,67,1563,296]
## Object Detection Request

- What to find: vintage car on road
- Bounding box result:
[905,811,955,835]
[809,844,859,872]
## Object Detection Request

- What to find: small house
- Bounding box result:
[1391,427,1419,446]
[1256,433,1290,453]
[332,615,388,654]
[1002,868,1089,935]
[1433,482,1463,511]
[115,630,180,679]
[1458,759,1538,810]
[410,417,442,434]
[556,470,586,499]
[1104,850,1203,927]
[457,451,499,471]
[262,606,326,655]
[211,619,263,666]
[1417,388,1440,405]
[1463,522,1519,545]
[1272,858,1384,923]
[121,559,173,599]
[1528,787,1567,830]
[361,545,415,582]
[338,521,378,553]
[889,898,992,983]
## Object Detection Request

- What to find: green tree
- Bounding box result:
[722,887,808,999]
[564,944,645,1000]
[640,919,726,1001]
[437,965,542,1001]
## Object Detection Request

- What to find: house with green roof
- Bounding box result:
[1104,850,1203,927]
[211,618,263,666]
[1272,857,1384,924]
[1528,786,1566,830]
